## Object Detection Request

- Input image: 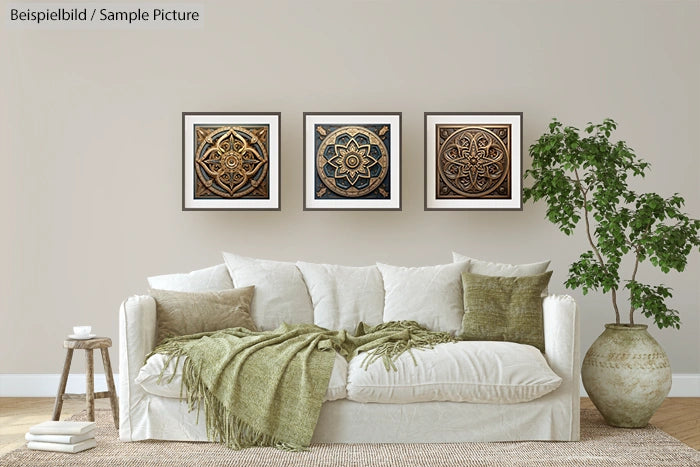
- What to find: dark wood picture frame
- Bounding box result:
[182,112,281,211]
[303,112,402,211]
[424,112,523,211]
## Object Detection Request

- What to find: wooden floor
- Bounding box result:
[0,398,697,456]
[0,398,111,456]
[580,398,699,449]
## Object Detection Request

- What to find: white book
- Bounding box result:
[25,430,95,444]
[28,421,96,435]
[27,438,97,453]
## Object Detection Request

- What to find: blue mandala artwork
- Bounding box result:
[314,124,391,200]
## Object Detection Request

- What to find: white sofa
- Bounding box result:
[119,257,580,444]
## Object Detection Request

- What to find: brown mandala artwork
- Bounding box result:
[194,125,269,199]
[436,125,511,199]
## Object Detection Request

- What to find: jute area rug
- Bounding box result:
[1,409,698,466]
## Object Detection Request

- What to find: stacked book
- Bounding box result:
[26,421,97,453]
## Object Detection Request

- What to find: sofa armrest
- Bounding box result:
[543,295,579,382]
[118,295,156,440]
[543,294,580,439]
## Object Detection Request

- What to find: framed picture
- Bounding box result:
[424,112,523,210]
[304,112,401,210]
[182,112,280,210]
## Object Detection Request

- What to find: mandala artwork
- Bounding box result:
[436,124,512,199]
[314,124,390,200]
[193,125,269,199]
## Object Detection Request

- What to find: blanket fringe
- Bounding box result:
[359,321,456,371]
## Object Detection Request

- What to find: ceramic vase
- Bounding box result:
[581,323,671,427]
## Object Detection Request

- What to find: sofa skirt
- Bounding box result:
[120,389,578,443]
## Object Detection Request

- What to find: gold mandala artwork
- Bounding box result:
[194,125,269,199]
[436,125,511,199]
[316,126,389,198]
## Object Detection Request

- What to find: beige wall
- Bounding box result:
[1,0,698,375]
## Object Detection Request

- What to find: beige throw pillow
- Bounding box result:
[150,287,257,344]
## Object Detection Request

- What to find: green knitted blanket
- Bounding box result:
[149,320,454,451]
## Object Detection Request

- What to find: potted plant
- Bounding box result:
[524,118,700,427]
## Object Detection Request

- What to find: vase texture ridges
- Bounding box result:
[581,323,671,428]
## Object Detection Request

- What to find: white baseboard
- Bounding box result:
[0,374,121,397]
[579,373,700,398]
[1,372,698,397]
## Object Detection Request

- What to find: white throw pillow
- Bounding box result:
[222,252,313,330]
[296,262,384,332]
[377,261,470,334]
[147,264,233,292]
[452,253,551,296]
[136,351,348,402]
[346,341,562,404]
[452,252,550,276]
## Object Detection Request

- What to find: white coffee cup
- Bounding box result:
[73,325,92,337]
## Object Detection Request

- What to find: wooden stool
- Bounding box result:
[52,337,119,429]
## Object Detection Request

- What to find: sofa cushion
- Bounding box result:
[452,253,550,276]
[147,264,234,292]
[452,252,551,296]
[346,341,561,404]
[136,351,348,402]
[459,271,552,352]
[135,352,187,398]
[222,252,314,330]
[150,287,257,344]
[377,261,470,334]
[297,262,384,332]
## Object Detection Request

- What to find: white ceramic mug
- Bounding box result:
[73,325,92,337]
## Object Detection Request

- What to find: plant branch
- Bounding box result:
[629,252,640,325]
[574,169,621,323]
[628,224,651,325]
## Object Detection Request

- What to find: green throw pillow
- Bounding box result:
[150,286,257,344]
[458,271,552,352]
